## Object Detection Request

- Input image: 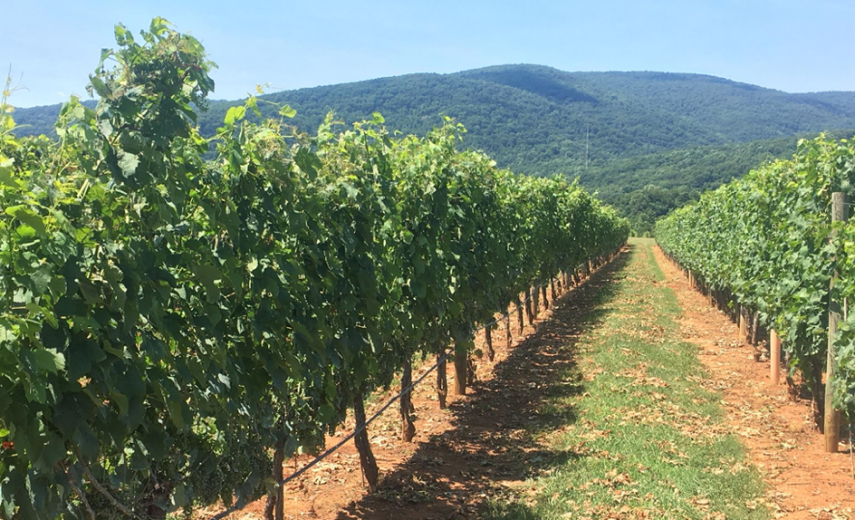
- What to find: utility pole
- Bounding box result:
[585,126,589,171]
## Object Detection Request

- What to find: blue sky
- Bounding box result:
[3,0,854,107]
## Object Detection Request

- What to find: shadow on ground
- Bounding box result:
[334,248,632,520]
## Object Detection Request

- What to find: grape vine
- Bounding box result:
[656,135,855,423]
[0,19,629,519]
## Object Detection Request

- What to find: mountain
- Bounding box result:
[583,133,853,233]
[11,65,855,232]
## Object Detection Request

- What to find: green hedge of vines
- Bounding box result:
[0,19,628,519]
[656,135,855,419]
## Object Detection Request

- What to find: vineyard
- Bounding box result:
[656,135,855,443]
[0,20,629,520]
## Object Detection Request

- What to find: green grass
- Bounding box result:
[481,242,767,520]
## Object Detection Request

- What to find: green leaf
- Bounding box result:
[30,265,53,295]
[15,224,36,239]
[278,105,297,118]
[43,232,77,264]
[114,24,129,44]
[111,390,129,416]
[168,400,186,430]
[172,483,187,507]
[117,151,139,178]
[77,278,100,305]
[411,280,426,299]
[30,302,59,329]
[0,321,14,343]
[294,147,321,180]
[74,424,100,460]
[318,405,334,423]
[246,96,262,117]
[31,348,65,374]
[5,206,45,235]
[89,76,111,98]
[224,106,247,126]
[24,378,47,403]
[193,265,222,304]
[40,433,67,467]
[0,161,15,187]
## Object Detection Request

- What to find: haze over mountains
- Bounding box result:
[13,64,855,232]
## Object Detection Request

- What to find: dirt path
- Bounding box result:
[333,258,625,520]
[207,253,627,520]
[651,242,855,519]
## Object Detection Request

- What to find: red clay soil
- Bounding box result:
[652,244,855,520]
[200,254,626,520]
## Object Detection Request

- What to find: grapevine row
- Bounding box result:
[0,19,629,519]
[655,135,855,427]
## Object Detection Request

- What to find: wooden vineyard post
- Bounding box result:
[770,329,781,385]
[825,191,847,453]
[506,314,512,349]
[453,338,468,395]
[525,288,534,325]
[750,312,760,346]
[485,325,495,361]
[436,352,447,409]
[400,356,416,442]
[264,439,286,520]
[739,307,748,340]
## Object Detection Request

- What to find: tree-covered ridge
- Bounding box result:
[587,131,855,234]
[14,65,855,175]
[194,69,729,176]
[574,71,855,142]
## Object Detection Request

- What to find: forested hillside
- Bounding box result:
[13,64,855,232]
[586,131,854,233]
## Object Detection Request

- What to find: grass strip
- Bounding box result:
[482,239,767,520]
